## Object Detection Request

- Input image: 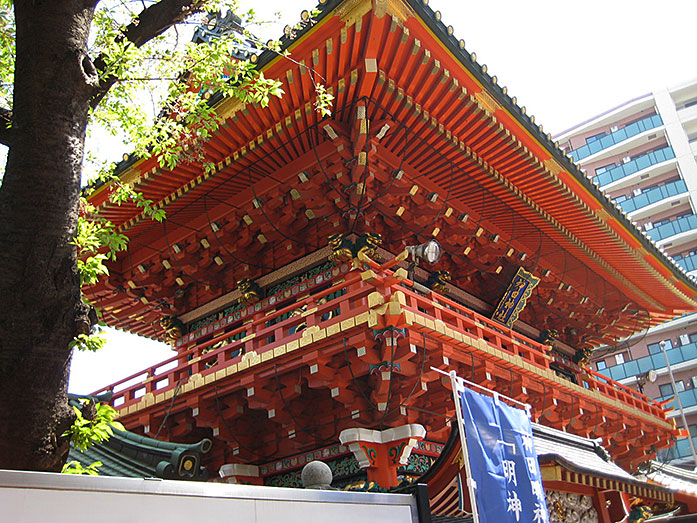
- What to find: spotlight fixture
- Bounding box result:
[406,239,443,265]
[636,369,657,394]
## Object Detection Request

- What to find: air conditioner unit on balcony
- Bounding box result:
[633,188,642,196]
[611,126,619,132]
[644,222,653,230]
[623,156,631,163]
[681,334,690,345]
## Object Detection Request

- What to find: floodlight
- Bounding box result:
[406,239,442,265]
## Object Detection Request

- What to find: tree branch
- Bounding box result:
[0,106,12,147]
[90,0,209,109]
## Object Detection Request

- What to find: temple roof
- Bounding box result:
[534,423,642,486]
[644,461,697,496]
[86,0,697,348]
[67,395,211,481]
[68,427,212,481]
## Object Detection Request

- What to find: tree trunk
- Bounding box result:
[0,1,96,471]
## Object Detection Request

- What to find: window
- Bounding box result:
[615,353,625,365]
[596,360,607,371]
[649,340,673,354]
[648,342,662,355]
[595,163,616,175]
[586,132,606,144]
[659,383,675,397]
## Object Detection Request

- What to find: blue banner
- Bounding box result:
[459,386,549,523]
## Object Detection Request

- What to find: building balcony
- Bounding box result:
[678,103,697,126]
[568,114,664,163]
[598,341,697,382]
[618,179,688,216]
[595,146,676,189]
[675,253,697,274]
[646,214,697,244]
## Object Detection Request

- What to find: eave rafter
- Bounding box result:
[87,0,696,343]
[354,6,695,313]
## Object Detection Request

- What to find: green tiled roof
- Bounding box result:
[67,394,212,481]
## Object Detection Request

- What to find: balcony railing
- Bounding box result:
[598,341,697,381]
[569,114,664,162]
[595,146,675,188]
[675,253,697,273]
[99,268,374,408]
[618,179,687,214]
[646,214,697,242]
[95,260,667,424]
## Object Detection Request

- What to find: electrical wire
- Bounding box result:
[202,193,275,271]
[342,337,377,410]
[273,363,338,447]
[384,331,429,419]
[214,385,270,459]
[154,377,185,439]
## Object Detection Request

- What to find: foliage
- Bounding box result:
[71,332,108,353]
[62,460,103,476]
[0,0,13,112]
[63,401,125,453]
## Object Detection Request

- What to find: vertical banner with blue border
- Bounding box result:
[458,385,549,523]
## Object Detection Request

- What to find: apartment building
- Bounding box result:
[556,78,697,467]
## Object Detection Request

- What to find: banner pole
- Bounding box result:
[450,370,480,523]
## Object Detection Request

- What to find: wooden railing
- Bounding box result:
[394,280,665,420]
[97,269,374,408]
[95,259,668,424]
